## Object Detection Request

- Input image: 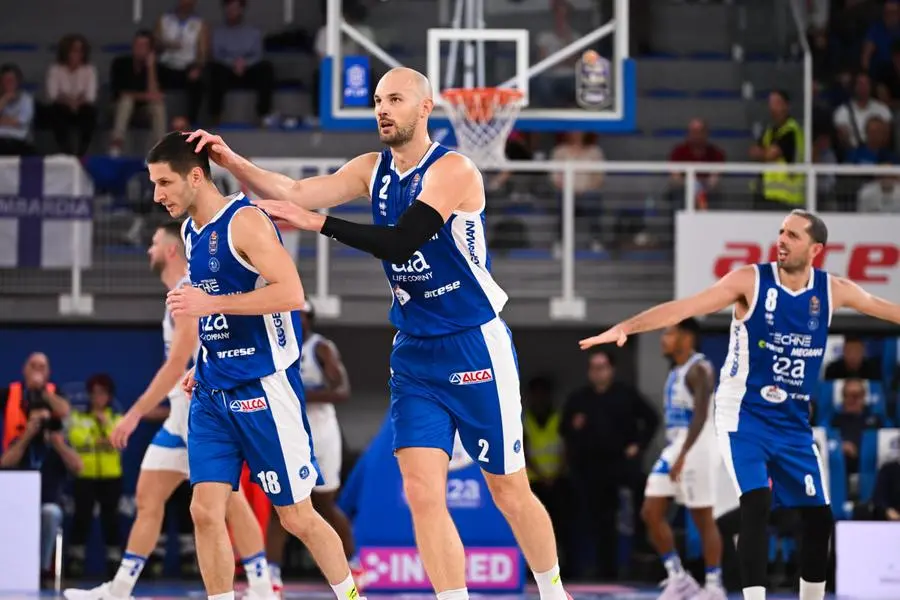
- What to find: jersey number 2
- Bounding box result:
[773,357,806,379]
[378,175,390,200]
[477,439,490,463]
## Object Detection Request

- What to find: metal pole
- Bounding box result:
[444,0,466,90]
[476,0,486,88]
[463,0,475,89]
[316,166,331,298]
[561,165,576,301]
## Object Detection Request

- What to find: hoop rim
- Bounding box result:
[441,87,525,105]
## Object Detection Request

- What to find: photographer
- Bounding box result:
[0,352,81,584]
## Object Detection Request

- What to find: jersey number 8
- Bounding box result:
[764,288,778,312]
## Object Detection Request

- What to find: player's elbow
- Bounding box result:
[280,280,305,312]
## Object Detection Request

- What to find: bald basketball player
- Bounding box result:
[187,67,572,600]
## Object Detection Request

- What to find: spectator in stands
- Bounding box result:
[750,90,805,210]
[824,336,883,380]
[209,0,275,126]
[857,164,900,212]
[667,118,726,210]
[0,353,80,586]
[522,376,564,530]
[549,131,605,254]
[833,72,892,150]
[831,378,883,482]
[872,452,900,520]
[0,63,36,156]
[68,374,124,577]
[109,30,166,157]
[534,0,581,108]
[862,0,900,77]
[844,115,897,164]
[155,0,208,125]
[813,125,839,209]
[874,40,900,111]
[313,1,375,125]
[560,350,659,580]
[45,34,98,156]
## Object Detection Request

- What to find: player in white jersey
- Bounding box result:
[579,210,900,600]
[64,223,278,600]
[641,318,724,600]
[266,301,361,591]
[187,67,571,600]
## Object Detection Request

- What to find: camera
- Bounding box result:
[25,388,63,432]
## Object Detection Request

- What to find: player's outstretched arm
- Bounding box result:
[186,129,375,210]
[579,266,754,349]
[832,275,900,323]
[253,153,478,264]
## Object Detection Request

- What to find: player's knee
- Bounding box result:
[800,504,833,543]
[402,472,447,516]
[485,472,531,518]
[134,488,165,522]
[190,496,226,531]
[278,502,319,541]
[739,487,771,524]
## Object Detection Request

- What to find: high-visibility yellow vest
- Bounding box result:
[761,117,805,206]
[524,411,562,481]
[68,409,123,479]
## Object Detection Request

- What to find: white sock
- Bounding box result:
[242,552,273,597]
[532,563,567,600]
[436,588,469,600]
[661,551,684,578]
[109,552,147,598]
[799,579,826,600]
[742,586,766,600]
[330,572,361,600]
[209,593,234,600]
[705,566,723,589]
[269,562,282,584]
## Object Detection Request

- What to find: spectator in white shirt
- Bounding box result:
[833,72,893,150]
[0,63,36,156]
[857,169,900,212]
[155,0,208,125]
[550,131,606,253]
[46,34,98,156]
[534,0,581,108]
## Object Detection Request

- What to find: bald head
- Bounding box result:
[378,67,433,102]
[374,67,434,147]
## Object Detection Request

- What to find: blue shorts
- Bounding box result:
[390,317,526,475]
[188,363,323,506]
[718,426,829,508]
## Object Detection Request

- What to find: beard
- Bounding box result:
[777,255,807,273]
[150,257,165,274]
[380,120,417,147]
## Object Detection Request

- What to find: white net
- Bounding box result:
[442,88,525,169]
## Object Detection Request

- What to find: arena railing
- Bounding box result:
[27,160,900,320]
[130,0,300,23]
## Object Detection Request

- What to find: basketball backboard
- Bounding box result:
[319,0,635,133]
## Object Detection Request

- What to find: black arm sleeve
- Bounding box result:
[320,200,446,264]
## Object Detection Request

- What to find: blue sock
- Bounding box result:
[662,551,684,577]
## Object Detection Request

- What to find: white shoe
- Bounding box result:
[63,582,133,600]
[693,585,728,600]
[657,573,702,600]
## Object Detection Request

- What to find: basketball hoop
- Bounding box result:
[441,88,525,168]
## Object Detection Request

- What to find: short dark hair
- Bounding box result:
[789,209,829,245]
[146,132,211,179]
[157,220,185,244]
[134,29,154,45]
[86,373,115,396]
[589,349,616,368]
[0,63,23,84]
[675,318,701,336]
[772,89,791,104]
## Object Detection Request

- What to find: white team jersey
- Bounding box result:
[300,333,338,425]
[663,352,714,444]
[161,274,196,439]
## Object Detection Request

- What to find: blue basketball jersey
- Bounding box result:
[182,194,303,390]
[716,262,832,435]
[663,352,707,430]
[370,142,508,337]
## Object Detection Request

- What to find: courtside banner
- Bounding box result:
[675,212,900,309]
